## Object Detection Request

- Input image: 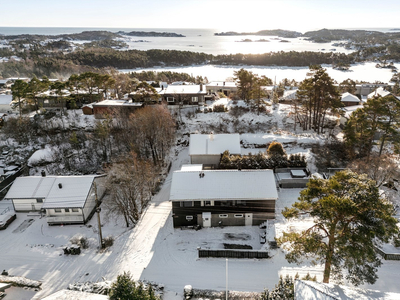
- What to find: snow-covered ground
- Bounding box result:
[1,103,399,299]
[0,148,399,299]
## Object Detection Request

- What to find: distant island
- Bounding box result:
[215,29,302,38]
[119,31,185,37]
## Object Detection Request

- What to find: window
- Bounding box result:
[72,208,79,212]
[181,201,193,207]
[219,214,228,218]
[54,209,61,213]
[186,215,193,221]
[37,199,43,203]
[234,214,244,218]
[204,201,211,206]
[167,97,175,103]
[65,208,70,213]
[191,96,198,102]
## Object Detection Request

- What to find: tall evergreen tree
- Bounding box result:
[277,170,399,285]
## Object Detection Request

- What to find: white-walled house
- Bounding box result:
[5,175,106,225]
[189,133,241,167]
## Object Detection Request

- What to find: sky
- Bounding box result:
[1,0,400,32]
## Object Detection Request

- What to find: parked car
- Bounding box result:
[0,212,16,230]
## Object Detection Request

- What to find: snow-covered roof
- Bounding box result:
[189,133,241,156]
[207,81,237,88]
[42,289,109,300]
[295,280,400,300]
[92,100,143,107]
[342,105,363,119]
[5,175,101,208]
[181,164,203,171]
[43,176,98,209]
[164,85,206,95]
[341,92,360,102]
[367,87,392,99]
[0,94,12,105]
[280,89,298,100]
[170,169,278,201]
[5,177,58,199]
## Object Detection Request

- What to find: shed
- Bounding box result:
[189,133,241,167]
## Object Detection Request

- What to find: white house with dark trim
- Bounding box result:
[5,175,106,225]
[170,168,278,228]
[189,133,241,167]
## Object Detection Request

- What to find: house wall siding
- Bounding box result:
[12,198,43,212]
[172,200,275,228]
[190,155,221,166]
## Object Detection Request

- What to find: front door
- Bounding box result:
[245,213,253,226]
[202,212,211,228]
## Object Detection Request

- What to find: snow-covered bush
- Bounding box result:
[70,235,89,249]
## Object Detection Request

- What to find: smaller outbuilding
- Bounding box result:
[0,94,13,113]
[189,133,241,167]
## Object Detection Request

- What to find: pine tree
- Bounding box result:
[277,170,400,285]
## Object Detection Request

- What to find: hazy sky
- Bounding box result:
[1,0,399,32]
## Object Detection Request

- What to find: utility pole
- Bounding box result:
[226,258,228,300]
[94,182,104,249]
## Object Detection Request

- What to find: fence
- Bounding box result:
[375,247,400,261]
[198,249,269,259]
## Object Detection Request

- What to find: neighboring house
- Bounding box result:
[162,84,206,105]
[279,89,298,103]
[294,279,400,300]
[0,79,10,89]
[92,100,143,118]
[5,175,106,225]
[340,105,363,125]
[341,92,361,106]
[367,87,399,100]
[189,133,241,167]
[170,168,278,228]
[206,81,238,96]
[355,83,388,97]
[0,94,13,113]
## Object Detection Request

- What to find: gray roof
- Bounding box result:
[170,169,278,201]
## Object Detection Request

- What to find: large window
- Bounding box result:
[181,201,194,207]
[54,209,61,213]
[72,208,79,212]
[191,96,198,102]
[167,97,175,103]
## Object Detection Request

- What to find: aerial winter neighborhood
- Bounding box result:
[0,65,400,300]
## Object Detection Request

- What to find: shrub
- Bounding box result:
[267,141,286,158]
[109,272,159,300]
[212,104,226,112]
[103,236,114,248]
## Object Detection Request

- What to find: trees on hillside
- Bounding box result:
[11,79,28,119]
[133,81,160,104]
[277,170,399,285]
[296,66,341,133]
[234,68,272,108]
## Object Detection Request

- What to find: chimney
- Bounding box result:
[58,183,63,189]
[223,81,225,86]
[41,170,46,177]
[200,83,203,91]
[209,132,214,141]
